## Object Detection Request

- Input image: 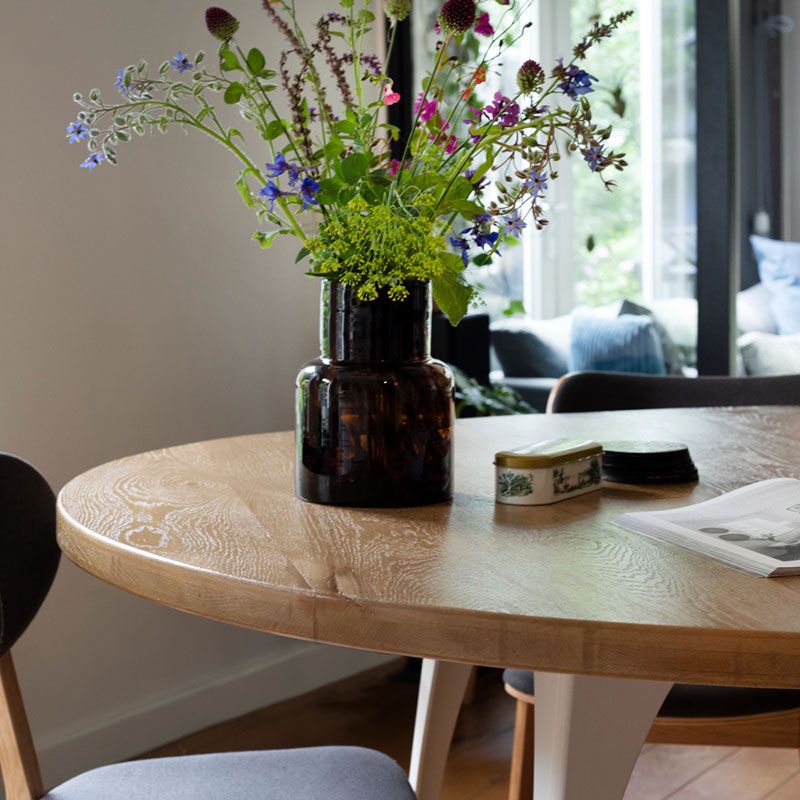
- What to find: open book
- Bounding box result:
[618,478,800,577]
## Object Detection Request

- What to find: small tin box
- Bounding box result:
[494,438,603,505]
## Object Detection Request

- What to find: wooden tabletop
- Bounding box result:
[57,407,800,688]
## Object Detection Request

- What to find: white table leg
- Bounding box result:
[533,671,673,800]
[409,659,474,800]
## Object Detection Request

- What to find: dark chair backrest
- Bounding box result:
[548,371,800,413]
[0,454,59,659]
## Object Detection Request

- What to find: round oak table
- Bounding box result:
[57,407,800,800]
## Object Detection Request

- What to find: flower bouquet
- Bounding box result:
[66,0,631,506]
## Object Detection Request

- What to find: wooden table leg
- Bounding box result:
[533,671,673,800]
[409,659,474,800]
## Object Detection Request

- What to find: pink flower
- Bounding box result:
[445,135,460,154]
[474,12,494,36]
[383,84,401,105]
[388,158,402,177]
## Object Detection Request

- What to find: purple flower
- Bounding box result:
[205,8,240,41]
[464,168,488,193]
[169,51,194,73]
[66,120,89,143]
[114,68,128,95]
[484,92,520,128]
[414,93,439,123]
[524,171,548,197]
[299,177,321,209]
[475,230,499,249]
[360,54,383,76]
[583,145,604,171]
[266,152,304,186]
[504,210,527,238]
[445,135,459,155]
[474,12,494,36]
[80,152,105,171]
[559,63,597,100]
[259,180,287,211]
[450,235,470,267]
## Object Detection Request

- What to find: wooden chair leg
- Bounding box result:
[508,698,534,800]
[0,653,43,800]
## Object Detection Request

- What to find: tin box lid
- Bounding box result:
[494,438,603,469]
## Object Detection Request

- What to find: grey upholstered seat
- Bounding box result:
[0,453,415,800]
[43,747,416,800]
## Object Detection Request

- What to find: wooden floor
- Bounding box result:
[144,661,800,799]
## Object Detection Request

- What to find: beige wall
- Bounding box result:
[0,0,389,787]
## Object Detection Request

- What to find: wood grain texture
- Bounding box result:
[56,407,800,687]
[0,654,43,800]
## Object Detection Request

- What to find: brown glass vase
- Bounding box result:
[295,280,454,507]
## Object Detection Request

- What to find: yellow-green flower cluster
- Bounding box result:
[307,198,448,301]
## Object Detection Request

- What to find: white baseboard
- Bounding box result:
[36,644,397,790]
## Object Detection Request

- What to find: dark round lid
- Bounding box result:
[602,441,690,457]
[600,440,698,485]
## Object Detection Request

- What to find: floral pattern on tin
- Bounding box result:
[553,457,601,496]
[498,471,534,498]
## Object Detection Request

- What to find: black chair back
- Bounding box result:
[0,454,59,659]
[548,371,800,413]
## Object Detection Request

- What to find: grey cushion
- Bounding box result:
[503,669,800,719]
[738,332,800,376]
[44,748,416,800]
[490,315,571,378]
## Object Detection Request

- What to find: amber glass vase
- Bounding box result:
[295,280,454,507]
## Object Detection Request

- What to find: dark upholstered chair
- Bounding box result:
[0,453,416,800]
[505,373,800,800]
[547,371,800,413]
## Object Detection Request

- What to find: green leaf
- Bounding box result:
[323,138,346,159]
[433,272,473,326]
[224,83,245,104]
[446,177,475,201]
[317,177,344,204]
[247,48,266,75]
[503,299,526,317]
[252,230,278,249]
[446,199,485,217]
[334,118,358,137]
[220,49,242,72]
[262,119,286,141]
[235,174,254,208]
[337,152,371,184]
[295,246,310,264]
[472,253,493,267]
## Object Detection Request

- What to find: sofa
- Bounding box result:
[491,283,800,412]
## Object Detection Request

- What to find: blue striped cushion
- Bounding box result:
[569,313,666,374]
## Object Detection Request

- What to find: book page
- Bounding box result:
[619,478,800,573]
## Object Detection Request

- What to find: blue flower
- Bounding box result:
[169,51,194,73]
[114,68,128,95]
[524,171,548,197]
[504,210,527,238]
[583,145,604,172]
[258,181,287,212]
[475,230,499,250]
[80,152,105,171]
[299,177,321,209]
[450,235,470,267]
[266,152,304,186]
[559,64,597,100]
[66,120,89,143]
